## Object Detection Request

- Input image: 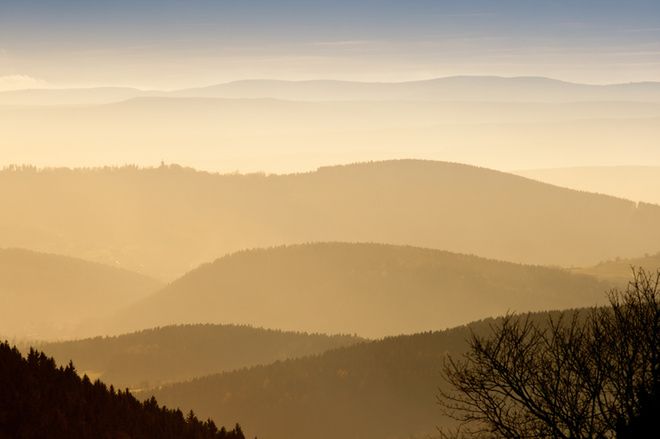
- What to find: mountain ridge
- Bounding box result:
[3,76,660,106]
[114,242,614,337]
[2,160,660,279]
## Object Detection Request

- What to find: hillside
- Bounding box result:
[38,324,363,390]
[146,313,562,439]
[517,166,660,206]
[115,243,611,337]
[2,161,660,279]
[0,248,162,340]
[0,342,244,439]
[573,252,660,284]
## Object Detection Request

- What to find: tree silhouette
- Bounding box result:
[0,343,245,439]
[439,268,659,438]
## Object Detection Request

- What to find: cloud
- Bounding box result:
[312,40,380,47]
[0,74,48,91]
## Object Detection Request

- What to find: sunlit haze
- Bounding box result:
[1,2,659,439]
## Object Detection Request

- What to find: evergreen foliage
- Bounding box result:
[0,342,245,439]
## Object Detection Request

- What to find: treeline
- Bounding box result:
[117,242,611,338]
[3,160,660,279]
[146,318,506,439]
[39,324,363,390]
[0,342,244,439]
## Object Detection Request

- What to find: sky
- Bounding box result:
[1,0,660,90]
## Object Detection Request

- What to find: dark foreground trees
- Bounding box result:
[440,268,659,438]
[0,342,245,439]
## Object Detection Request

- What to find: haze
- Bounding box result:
[1,2,659,439]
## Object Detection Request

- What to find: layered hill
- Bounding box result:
[114,243,611,337]
[0,248,161,340]
[3,77,660,106]
[0,342,244,439]
[38,325,363,390]
[175,77,660,102]
[2,161,660,279]
[146,313,564,439]
[2,97,659,172]
[573,252,660,284]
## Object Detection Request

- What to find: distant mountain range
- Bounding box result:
[37,324,363,390]
[0,248,161,340]
[113,243,612,337]
[3,76,660,106]
[2,161,659,279]
[173,77,660,103]
[2,88,658,172]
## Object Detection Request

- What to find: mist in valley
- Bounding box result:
[1,1,659,438]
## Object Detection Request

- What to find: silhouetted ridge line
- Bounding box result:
[145,311,576,439]
[38,323,364,390]
[0,341,245,439]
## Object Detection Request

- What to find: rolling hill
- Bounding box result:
[2,161,660,279]
[0,248,162,340]
[145,313,566,439]
[573,252,660,284]
[38,324,363,390]
[114,243,612,337]
[3,77,660,107]
[3,97,659,174]
[3,97,659,173]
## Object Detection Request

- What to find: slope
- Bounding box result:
[146,313,568,439]
[2,161,660,279]
[38,324,363,390]
[573,252,660,284]
[0,342,244,439]
[0,248,162,340]
[115,243,612,338]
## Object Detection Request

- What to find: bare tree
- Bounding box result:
[439,268,659,439]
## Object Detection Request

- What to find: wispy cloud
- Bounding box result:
[624,27,660,33]
[0,75,48,91]
[312,40,381,47]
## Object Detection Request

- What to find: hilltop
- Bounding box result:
[2,161,659,279]
[115,243,611,337]
[38,324,363,390]
[146,313,564,439]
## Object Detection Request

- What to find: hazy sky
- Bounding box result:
[1,0,660,90]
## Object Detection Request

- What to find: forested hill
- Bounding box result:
[146,314,562,439]
[1,161,660,279]
[574,252,660,283]
[0,342,245,439]
[0,248,162,340]
[38,324,363,390]
[116,243,611,338]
